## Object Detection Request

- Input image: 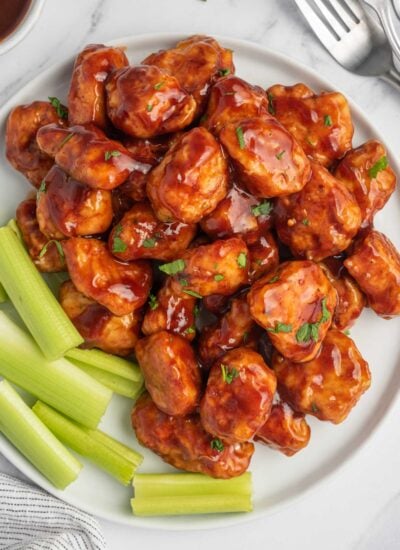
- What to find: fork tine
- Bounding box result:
[322,0,359,29]
[294,0,338,49]
[340,0,365,21]
[313,0,344,35]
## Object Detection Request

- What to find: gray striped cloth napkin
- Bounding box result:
[0,473,106,550]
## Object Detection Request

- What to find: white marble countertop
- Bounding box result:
[1,0,400,548]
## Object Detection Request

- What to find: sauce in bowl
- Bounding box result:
[0,0,32,43]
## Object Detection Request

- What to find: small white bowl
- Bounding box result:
[0,0,46,56]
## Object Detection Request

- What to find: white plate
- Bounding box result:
[0,33,399,531]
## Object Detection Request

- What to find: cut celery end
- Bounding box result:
[0,380,81,489]
[33,401,138,486]
[0,282,7,303]
[0,226,83,359]
[66,348,143,382]
[7,218,22,240]
[131,494,253,516]
[85,429,143,468]
[74,360,143,398]
[133,472,252,498]
[0,312,112,428]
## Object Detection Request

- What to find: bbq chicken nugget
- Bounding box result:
[267,83,353,166]
[132,392,254,479]
[273,330,371,424]
[344,230,400,317]
[219,116,311,198]
[275,162,361,261]
[248,260,337,362]
[247,232,280,284]
[147,127,228,224]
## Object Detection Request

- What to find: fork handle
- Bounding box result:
[381,68,400,91]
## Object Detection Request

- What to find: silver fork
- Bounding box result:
[294,0,400,90]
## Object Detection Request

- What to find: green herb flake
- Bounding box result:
[154,81,165,90]
[104,150,121,161]
[214,274,224,282]
[148,294,158,311]
[114,224,123,237]
[112,237,127,254]
[324,114,333,127]
[368,156,388,179]
[218,68,231,77]
[183,289,203,299]
[237,252,247,268]
[251,200,273,217]
[344,329,351,336]
[39,240,64,260]
[302,218,310,226]
[185,326,196,335]
[37,180,47,201]
[243,331,249,344]
[159,259,186,276]
[146,103,154,112]
[266,322,293,334]
[48,96,68,119]
[142,238,156,248]
[194,304,200,318]
[210,438,224,452]
[296,298,331,343]
[220,364,239,384]
[59,133,74,147]
[311,402,319,413]
[276,150,285,160]
[269,275,279,283]
[235,126,245,149]
[179,278,188,287]
[267,92,275,115]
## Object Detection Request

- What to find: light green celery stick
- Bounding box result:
[7,218,22,240]
[83,429,143,468]
[0,283,7,303]
[0,380,81,489]
[66,348,143,382]
[33,401,138,486]
[0,226,83,359]
[133,473,252,498]
[0,312,112,428]
[74,361,143,398]
[131,494,253,516]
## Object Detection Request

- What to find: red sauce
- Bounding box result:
[0,0,32,42]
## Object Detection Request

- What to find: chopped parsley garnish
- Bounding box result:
[221,364,239,384]
[269,275,280,283]
[148,294,158,310]
[276,150,285,160]
[37,180,47,200]
[146,103,154,112]
[311,402,319,413]
[210,438,224,452]
[159,259,186,275]
[112,237,127,253]
[179,278,188,287]
[105,150,121,161]
[235,126,245,149]
[59,133,74,147]
[154,81,165,90]
[267,92,275,115]
[218,68,231,76]
[237,252,247,268]
[302,218,310,226]
[324,114,333,127]
[185,326,196,335]
[266,322,293,334]
[214,274,224,282]
[194,304,200,318]
[344,329,351,336]
[48,96,68,119]
[183,289,203,299]
[39,240,64,260]
[368,156,388,179]
[251,200,273,217]
[142,238,156,248]
[295,298,330,343]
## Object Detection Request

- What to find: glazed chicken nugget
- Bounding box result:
[334,140,396,228]
[247,232,279,284]
[59,281,142,356]
[267,83,353,167]
[135,331,201,416]
[168,237,249,298]
[147,127,229,224]
[68,43,129,129]
[62,237,152,316]
[132,392,254,479]
[273,330,371,424]
[106,65,196,138]
[6,100,65,188]
[219,116,311,198]
[248,260,337,362]
[275,162,361,261]
[200,348,277,443]
[344,230,400,317]
[108,202,196,262]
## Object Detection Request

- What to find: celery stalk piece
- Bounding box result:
[7,218,22,240]
[0,226,83,359]
[0,282,7,303]
[66,348,143,382]
[0,380,82,489]
[74,361,143,398]
[133,473,252,498]
[85,429,143,468]
[33,401,138,486]
[0,312,112,428]
[131,494,253,516]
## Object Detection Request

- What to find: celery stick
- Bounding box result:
[33,401,137,485]
[131,494,253,516]
[0,312,112,428]
[7,218,22,240]
[83,429,143,468]
[0,226,83,359]
[0,381,81,489]
[74,361,143,398]
[66,348,143,382]
[133,473,252,498]
[0,282,7,303]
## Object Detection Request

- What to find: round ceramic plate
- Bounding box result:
[0,34,399,530]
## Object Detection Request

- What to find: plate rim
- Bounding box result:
[0,32,399,530]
